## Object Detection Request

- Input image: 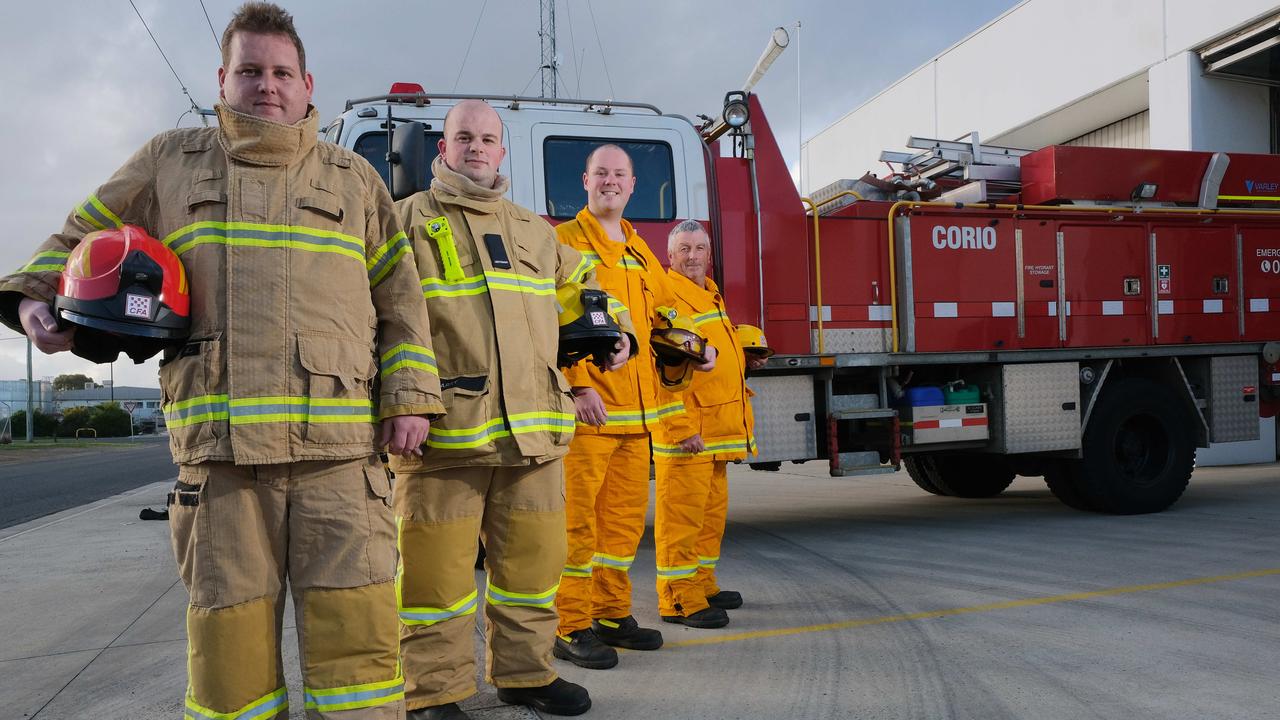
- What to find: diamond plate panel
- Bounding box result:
[999,362,1081,453]
[811,328,891,354]
[1209,356,1260,442]
[745,375,817,463]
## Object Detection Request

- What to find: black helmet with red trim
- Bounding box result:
[54,225,191,363]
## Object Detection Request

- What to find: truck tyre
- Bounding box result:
[1043,461,1095,511]
[1076,377,1195,514]
[930,454,1016,498]
[905,454,1015,498]
[903,456,947,496]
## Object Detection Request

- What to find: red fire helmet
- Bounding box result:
[54,225,191,363]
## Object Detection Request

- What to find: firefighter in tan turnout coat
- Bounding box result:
[391,100,633,720]
[0,5,442,719]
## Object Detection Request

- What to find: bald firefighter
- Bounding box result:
[0,4,441,718]
[652,220,761,628]
[392,100,633,719]
[554,145,716,669]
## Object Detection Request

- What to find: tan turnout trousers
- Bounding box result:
[394,460,566,710]
[168,455,403,720]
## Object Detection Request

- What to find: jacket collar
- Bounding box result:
[574,208,640,268]
[216,103,318,166]
[667,267,720,306]
[429,155,510,212]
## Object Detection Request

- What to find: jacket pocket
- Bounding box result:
[296,195,345,224]
[159,334,227,453]
[297,332,377,446]
[548,365,576,446]
[435,374,494,452]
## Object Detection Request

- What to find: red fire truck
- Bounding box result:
[329,80,1280,516]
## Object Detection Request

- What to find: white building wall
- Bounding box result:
[803,0,1280,190]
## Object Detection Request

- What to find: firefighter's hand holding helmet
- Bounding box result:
[736,324,773,371]
[19,298,75,354]
[380,415,431,457]
[695,343,717,372]
[605,332,631,371]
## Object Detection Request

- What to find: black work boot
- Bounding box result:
[497,678,591,716]
[591,615,664,650]
[553,628,619,669]
[408,702,471,720]
[707,590,743,610]
[661,606,730,629]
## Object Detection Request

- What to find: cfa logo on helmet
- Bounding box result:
[931,225,997,250]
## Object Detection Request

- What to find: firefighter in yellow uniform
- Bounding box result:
[652,220,762,628]
[554,145,716,669]
[0,5,442,719]
[392,101,633,720]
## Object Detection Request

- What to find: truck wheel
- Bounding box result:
[1076,378,1195,514]
[930,454,1016,498]
[1043,461,1095,511]
[903,456,947,496]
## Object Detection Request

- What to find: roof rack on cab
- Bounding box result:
[343,82,663,115]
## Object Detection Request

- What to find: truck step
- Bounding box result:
[830,394,881,412]
[832,451,898,477]
[830,408,897,421]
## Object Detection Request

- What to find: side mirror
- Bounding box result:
[389,121,427,201]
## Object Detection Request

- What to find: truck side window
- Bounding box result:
[354,130,443,191]
[544,137,675,221]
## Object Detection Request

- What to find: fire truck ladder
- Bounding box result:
[881,133,1031,203]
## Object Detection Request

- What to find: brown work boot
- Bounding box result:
[662,606,730,629]
[707,590,743,610]
[591,615,664,650]
[553,628,619,669]
[497,678,591,716]
[408,702,471,720]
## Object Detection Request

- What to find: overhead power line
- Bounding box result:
[453,0,490,93]
[585,1,614,99]
[198,0,221,52]
[128,0,207,122]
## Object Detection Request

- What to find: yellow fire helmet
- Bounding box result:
[651,308,708,392]
[735,323,775,359]
[556,283,630,369]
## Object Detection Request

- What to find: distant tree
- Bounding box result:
[90,403,132,437]
[9,409,60,437]
[53,373,96,391]
[58,406,95,437]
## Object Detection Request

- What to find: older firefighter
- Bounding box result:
[392,100,633,720]
[652,220,761,628]
[554,145,716,669]
[0,4,442,719]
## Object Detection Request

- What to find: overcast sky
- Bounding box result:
[0,0,1015,388]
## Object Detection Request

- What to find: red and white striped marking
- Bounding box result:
[912,417,988,429]
[927,301,1017,318]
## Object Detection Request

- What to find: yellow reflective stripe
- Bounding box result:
[399,589,479,626]
[426,412,574,449]
[19,250,71,273]
[486,581,559,608]
[656,563,699,580]
[566,254,596,283]
[227,396,373,425]
[693,310,728,327]
[163,394,231,428]
[653,437,752,458]
[581,402,685,429]
[563,562,593,578]
[305,675,404,713]
[185,686,286,720]
[380,343,438,376]
[655,401,685,419]
[606,297,628,316]
[485,270,556,296]
[592,552,634,570]
[162,221,365,263]
[75,194,123,231]
[580,250,645,271]
[367,231,412,287]
[698,555,719,566]
[422,273,487,298]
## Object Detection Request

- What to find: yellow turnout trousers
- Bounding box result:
[654,458,729,616]
[394,461,566,710]
[556,433,651,634]
[167,456,402,720]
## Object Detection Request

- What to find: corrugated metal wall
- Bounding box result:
[1064,110,1151,148]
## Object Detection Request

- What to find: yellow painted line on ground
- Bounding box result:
[664,568,1280,649]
